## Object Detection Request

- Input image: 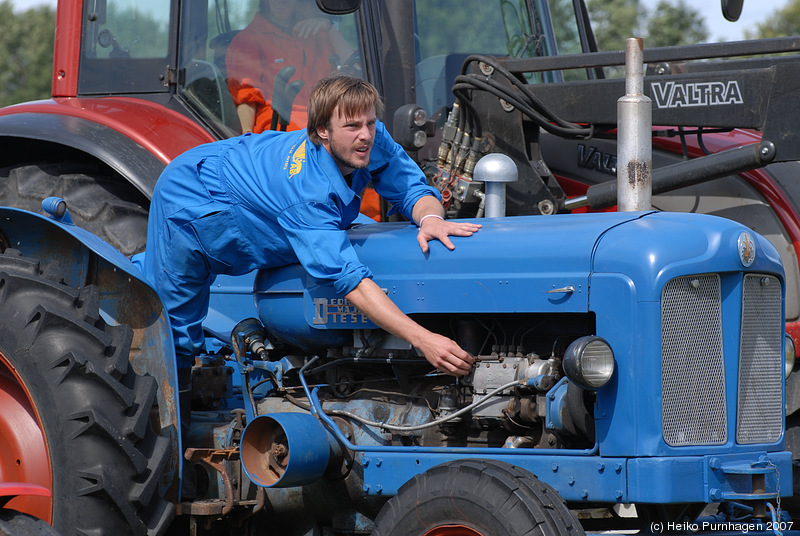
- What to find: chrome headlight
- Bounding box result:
[563,336,615,389]
[785,333,796,379]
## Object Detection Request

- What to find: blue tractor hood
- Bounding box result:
[254,211,783,350]
[254,212,646,349]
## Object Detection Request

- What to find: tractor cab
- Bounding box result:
[77,0,593,139]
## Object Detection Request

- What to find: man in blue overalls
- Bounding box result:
[136,74,481,379]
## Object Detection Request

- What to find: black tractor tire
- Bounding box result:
[371,459,585,536]
[0,509,63,536]
[0,251,173,535]
[0,162,149,256]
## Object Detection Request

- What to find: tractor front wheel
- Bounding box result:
[371,459,585,536]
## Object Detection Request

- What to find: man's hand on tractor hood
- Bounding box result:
[416,213,482,253]
[412,195,481,253]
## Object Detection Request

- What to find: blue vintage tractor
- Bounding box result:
[0,190,793,535]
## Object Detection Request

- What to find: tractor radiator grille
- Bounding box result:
[737,274,783,444]
[661,274,727,446]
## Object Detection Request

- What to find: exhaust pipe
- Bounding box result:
[617,37,652,212]
[473,153,518,218]
[241,412,339,488]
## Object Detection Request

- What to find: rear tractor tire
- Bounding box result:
[0,250,173,535]
[0,162,149,256]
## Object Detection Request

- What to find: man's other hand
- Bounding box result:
[416,331,475,376]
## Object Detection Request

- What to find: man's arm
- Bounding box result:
[236,102,256,133]
[412,195,482,253]
[345,278,474,376]
[292,18,354,61]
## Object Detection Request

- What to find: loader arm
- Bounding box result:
[451,36,800,215]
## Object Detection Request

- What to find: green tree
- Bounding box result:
[587,0,707,76]
[0,1,56,107]
[645,0,708,47]
[586,0,644,52]
[550,0,584,56]
[746,0,800,38]
[588,0,707,50]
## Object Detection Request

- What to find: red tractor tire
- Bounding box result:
[0,162,149,256]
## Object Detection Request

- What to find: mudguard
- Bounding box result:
[0,97,217,199]
[0,112,164,199]
[0,206,181,491]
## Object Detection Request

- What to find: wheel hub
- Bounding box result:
[422,526,485,536]
[0,357,52,523]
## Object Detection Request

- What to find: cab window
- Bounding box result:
[177,0,363,138]
[413,0,588,116]
[80,0,173,93]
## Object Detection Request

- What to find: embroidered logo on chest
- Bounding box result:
[288,140,306,178]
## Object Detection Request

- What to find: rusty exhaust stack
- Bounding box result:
[617,38,652,212]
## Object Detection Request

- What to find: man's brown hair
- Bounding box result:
[307,74,384,145]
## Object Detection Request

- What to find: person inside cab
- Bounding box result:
[225,0,386,218]
[226,0,353,135]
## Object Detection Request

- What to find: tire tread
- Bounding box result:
[0,163,149,256]
[0,252,173,536]
[372,459,585,536]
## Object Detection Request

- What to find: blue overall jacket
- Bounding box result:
[135,121,439,366]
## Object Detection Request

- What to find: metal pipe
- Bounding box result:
[474,153,518,218]
[499,36,800,74]
[617,38,652,212]
[325,380,521,433]
[564,140,776,211]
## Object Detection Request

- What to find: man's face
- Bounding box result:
[317,106,377,175]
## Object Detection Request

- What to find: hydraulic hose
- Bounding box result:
[455,55,593,139]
